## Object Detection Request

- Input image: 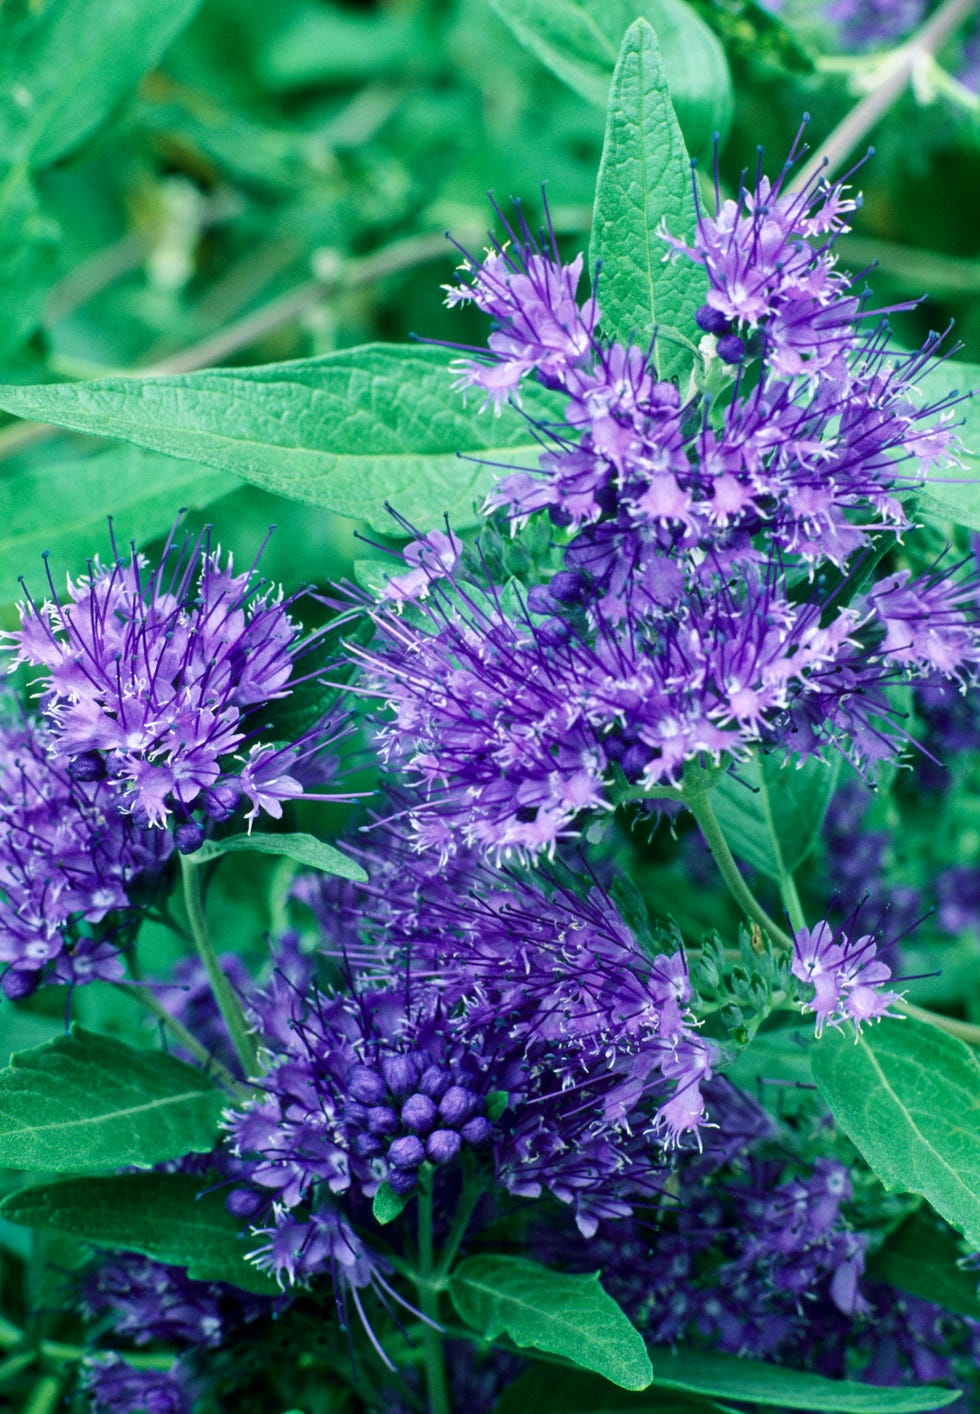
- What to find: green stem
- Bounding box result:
[21,1375,61,1414]
[416,1179,450,1414]
[180,856,260,1079]
[110,981,246,1097]
[793,0,979,187]
[685,792,794,950]
[777,873,807,936]
[433,1176,482,1284]
[898,1000,980,1048]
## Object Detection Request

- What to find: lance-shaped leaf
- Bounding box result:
[1,1172,275,1294]
[0,1027,226,1172]
[0,346,561,534]
[644,1349,958,1411]
[190,831,366,882]
[711,752,842,881]
[497,1361,958,1413]
[487,0,732,153]
[590,18,705,378]
[811,1018,980,1251]
[0,446,234,601]
[450,1255,653,1391]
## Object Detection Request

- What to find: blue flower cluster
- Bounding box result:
[358,157,976,868]
[24,139,979,1414]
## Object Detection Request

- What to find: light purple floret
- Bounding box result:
[792,919,903,1035]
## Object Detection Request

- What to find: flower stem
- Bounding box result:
[110,981,246,1097]
[777,872,807,936]
[416,1178,451,1414]
[685,792,794,949]
[898,999,980,1047]
[433,1175,482,1284]
[794,0,978,187]
[180,855,260,1080]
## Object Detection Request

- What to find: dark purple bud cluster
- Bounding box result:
[344,1054,493,1196]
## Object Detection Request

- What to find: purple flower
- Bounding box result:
[870,562,980,681]
[244,1203,432,1370]
[0,704,171,995]
[446,202,598,412]
[5,524,344,846]
[792,918,903,1035]
[358,537,980,859]
[82,1354,191,1414]
[380,529,462,603]
[825,0,926,50]
[79,1251,268,1351]
[442,183,958,583]
[227,851,716,1243]
[662,130,864,382]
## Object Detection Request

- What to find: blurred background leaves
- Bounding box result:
[0,0,976,613]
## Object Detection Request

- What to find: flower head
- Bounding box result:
[0,703,171,996]
[229,851,713,1241]
[5,524,345,848]
[81,1354,192,1414]
[792,918,904,1035]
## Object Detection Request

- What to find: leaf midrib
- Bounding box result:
[0,1084,214,1139]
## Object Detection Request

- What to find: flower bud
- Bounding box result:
[426,1129,462,1166]
[2,967,39,1000]
[366,1105,399,1137]
[716,333,746,365]
[438,1085,478,1127]
[354,1132,385,1159]
[460,1116,493,1145]
[381,1054,421,1098]
[548,570,587,605]
[388,1134,425,1169]
[695,303,731,336]
[202,782,241,822]
[388,1167,419,1196]
[348,1064,387,1105]
[175,820,206,855]
[67,751,105,783]
[401,1092,438,1135]
[225,1188,265,1220]
[417,1065,449,1101]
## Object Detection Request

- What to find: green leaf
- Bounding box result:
[372,1181,410,1226]
[711,752,842,881]
[0,446,234,602]
[590,19,706,378]
[488,0,732,152]
[0,346,562,534]
[449,1255,652,1391]
[0,1172,275,1294]
[0,0,203,168]
[912,361,980,530]
[190,831,367,883]
[868,1210,980,1321]
[639,1348,960,1411]
[484,1090,509,1122]
[0,1026,225,1172]
[496,1366,734,1413]
[811,1018,980,1251]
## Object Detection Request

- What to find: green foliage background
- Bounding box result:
[0,1,978,1411]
